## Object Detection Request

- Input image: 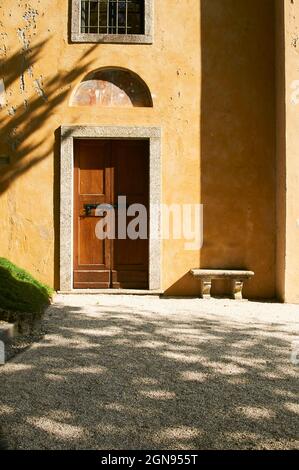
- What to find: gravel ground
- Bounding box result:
[0,425,8,450]
[0,317,45,361]
[0,294,298,450]
[4,332,45,362]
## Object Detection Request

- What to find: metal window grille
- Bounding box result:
[80,0,144,35]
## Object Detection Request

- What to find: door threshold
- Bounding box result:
[58,289,163,295]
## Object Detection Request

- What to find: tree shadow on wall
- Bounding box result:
[0,39,97,195]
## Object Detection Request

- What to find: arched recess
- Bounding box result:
[70,67,153,108]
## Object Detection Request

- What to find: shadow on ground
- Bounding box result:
[0,297,298,450]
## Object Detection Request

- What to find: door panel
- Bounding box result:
[78,217,107,266]
[73,139,149,289]
[74,140,112,289]
[111,140,149,289]
[79,153,106,195]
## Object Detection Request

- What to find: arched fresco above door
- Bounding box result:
[70,67,153,108]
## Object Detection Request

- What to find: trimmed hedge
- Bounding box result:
[0,257,53,315]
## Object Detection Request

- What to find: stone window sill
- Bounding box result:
[71,33,153,45]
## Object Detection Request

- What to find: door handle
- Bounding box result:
[84,204,99,216]
[83,203,115,216]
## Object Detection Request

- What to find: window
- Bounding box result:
[81,0,144,35]
[71,0,153,44]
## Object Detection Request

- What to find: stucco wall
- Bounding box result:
[0,0,279,298]
[277,0,299,304]
[199,0,276,299]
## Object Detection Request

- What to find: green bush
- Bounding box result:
[0,257,53,315]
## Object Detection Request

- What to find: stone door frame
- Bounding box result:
[60,125,162,292]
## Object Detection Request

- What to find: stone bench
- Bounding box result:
[190,269,255,300]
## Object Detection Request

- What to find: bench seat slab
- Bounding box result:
[191,269,254,280]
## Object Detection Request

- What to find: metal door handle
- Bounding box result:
[84,204,99,216]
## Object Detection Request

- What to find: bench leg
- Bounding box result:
[231,280,244,300]
[201,280,212,299]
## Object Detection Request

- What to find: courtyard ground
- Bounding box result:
[0,294,298,450]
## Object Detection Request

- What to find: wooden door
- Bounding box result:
[74,140,112,289]
[73,139,149,289]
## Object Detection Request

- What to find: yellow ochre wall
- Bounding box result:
[0,0,296,301]
[276,0,299,304]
